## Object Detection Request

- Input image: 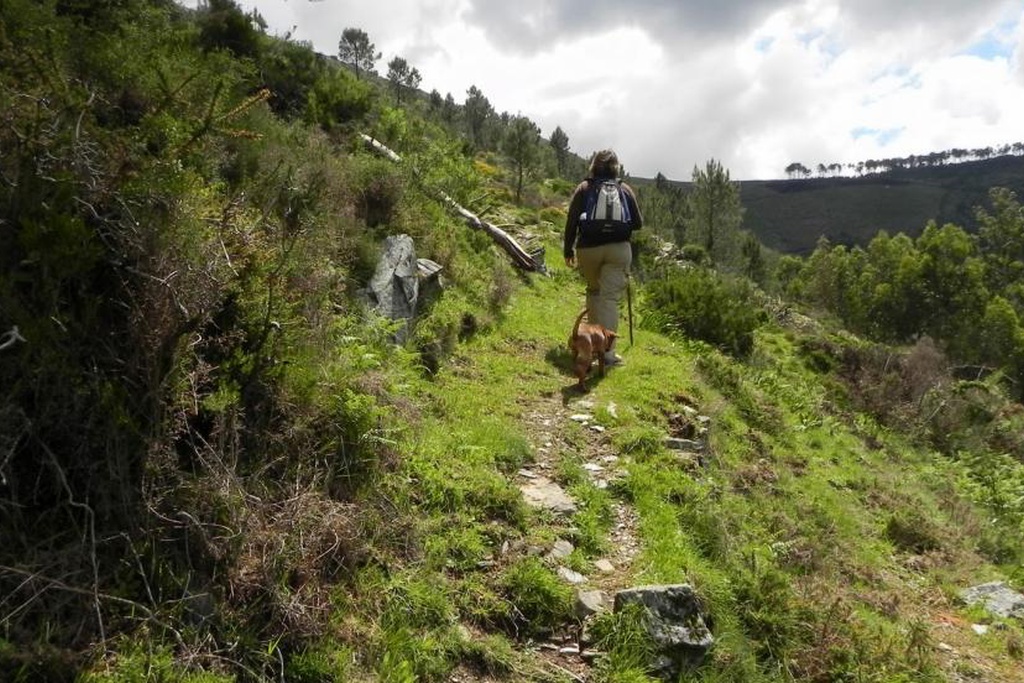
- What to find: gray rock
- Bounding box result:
[416,257,444,308]
[546,539,574,561]
[575,589,608,619]
[614,584,714,679]
[664,437,705,452]
[961,581,1024,619]
[364,234,418,342]
[558,566,588,585]
[519,477,577,515]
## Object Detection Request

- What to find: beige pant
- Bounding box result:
[577,241,632,335]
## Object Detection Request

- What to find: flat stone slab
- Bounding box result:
[519,476,577,515]
[961,581,1024,619]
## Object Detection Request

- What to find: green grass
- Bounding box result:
[77,239,1024,682]
[132,246,1024,680]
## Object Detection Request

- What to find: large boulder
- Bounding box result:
[362,236,444,343]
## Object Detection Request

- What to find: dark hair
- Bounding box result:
[589,149,620,178]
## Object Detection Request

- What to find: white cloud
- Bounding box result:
[192,0,1024,180]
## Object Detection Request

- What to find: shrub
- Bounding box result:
[884,511,943,554]
[304,67,375,133]
[644,265,764,357]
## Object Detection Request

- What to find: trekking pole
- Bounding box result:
[626,275,634,347]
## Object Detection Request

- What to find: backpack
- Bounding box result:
[579,179,633,245]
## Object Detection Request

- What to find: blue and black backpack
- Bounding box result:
[579,178,633,245]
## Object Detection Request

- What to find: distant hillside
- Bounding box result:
[640,154,1024,255]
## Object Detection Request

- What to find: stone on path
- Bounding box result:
[575,589,607,619]
[546,539,574,561]
[519,476,577,515]
[558,566,588,585]
[614,584,714,680]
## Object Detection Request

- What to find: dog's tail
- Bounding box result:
[569,308,588,351]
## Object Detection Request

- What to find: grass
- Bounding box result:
[77,238,1024,682]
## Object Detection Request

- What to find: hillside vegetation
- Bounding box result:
[3,2,1024,683]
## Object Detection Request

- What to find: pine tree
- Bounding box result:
[502,116,541,203]
[549,126,570,177]
[338,27,380,80]
[685,159,744,266]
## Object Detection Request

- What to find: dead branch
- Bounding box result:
[0,326,26,351]
[358,134,546,273]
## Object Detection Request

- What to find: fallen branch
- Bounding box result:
[359,134,546,273]
[0,326,26,351]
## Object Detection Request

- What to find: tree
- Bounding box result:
[338,27,380,80]
[861,231,923,341]
[463,85,495,149]
[976,187,1024,298]
[549,126,570,177]
[441,92,458,126]
[977,296,1024,375]
[502,115,541,203]
[635,177,687,246]
[428,89,443,111]
[684,159,744,266]
[784,162,812,179]
[198,0,261,58]
[385,56,421,104]
[259,36,324,118]
[740,232,766,285]
[915,222,989,359]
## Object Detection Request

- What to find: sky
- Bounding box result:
[196,0,1024,181]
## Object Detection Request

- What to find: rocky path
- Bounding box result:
[511,388,644,680]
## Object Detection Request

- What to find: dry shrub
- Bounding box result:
[901,336,949,404]
[839,337,948,430]
[228,491,364,638]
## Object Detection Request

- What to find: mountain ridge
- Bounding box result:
[633,154,1024,254]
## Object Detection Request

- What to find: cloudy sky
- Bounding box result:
[204,0,1024,180]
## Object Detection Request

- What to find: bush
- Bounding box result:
[644,265,764,356]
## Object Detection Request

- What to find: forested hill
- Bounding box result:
[638,154,1024,254]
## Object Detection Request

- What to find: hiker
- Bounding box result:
[563,149,643,366]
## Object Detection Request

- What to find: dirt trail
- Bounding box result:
[509,379,644,681]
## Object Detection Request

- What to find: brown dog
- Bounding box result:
[568,308,617,390]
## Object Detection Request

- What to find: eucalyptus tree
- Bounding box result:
[976,187,1024,301]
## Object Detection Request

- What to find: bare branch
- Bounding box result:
[0,326,26,351]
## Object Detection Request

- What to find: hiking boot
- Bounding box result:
[604,352,624,367]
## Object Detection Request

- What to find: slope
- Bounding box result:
[290,247,1024,682]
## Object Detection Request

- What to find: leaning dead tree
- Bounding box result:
[359,134,546,272]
